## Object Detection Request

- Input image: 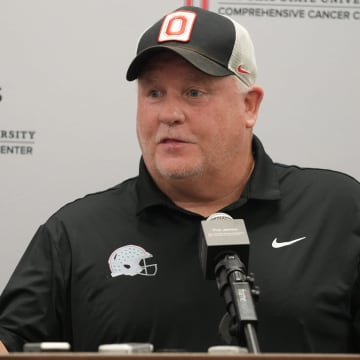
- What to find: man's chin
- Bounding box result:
[157,164,203,180]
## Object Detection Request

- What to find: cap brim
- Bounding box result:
[126,45,233,81]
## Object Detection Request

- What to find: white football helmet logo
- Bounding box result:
[109,245,158,277]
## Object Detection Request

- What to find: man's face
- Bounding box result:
[136,52,259,183]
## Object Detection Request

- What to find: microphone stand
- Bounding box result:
[215,253,260,353]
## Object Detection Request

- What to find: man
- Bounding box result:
[0,5,359,354]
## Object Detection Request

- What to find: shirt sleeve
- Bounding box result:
[351,202,360,354]
[350,198,360,352]
[0,217,72,351]
[351,270,360,352]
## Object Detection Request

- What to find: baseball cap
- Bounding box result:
[126,6,257,87]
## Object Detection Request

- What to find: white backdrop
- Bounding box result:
[1,0,359,291]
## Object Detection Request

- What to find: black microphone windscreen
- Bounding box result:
[199,213,250,280]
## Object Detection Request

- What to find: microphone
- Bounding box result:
[199,212,260,353]
[199,212,250,280]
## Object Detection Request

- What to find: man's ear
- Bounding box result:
[244,85,264,128]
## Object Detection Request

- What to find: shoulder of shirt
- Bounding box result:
[273,162,360,191]
[47,175,140,220]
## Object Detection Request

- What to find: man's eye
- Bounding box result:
[188,89,201,97]
[149,89,160,98]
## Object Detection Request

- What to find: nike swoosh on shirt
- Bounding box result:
[272,236,307,248]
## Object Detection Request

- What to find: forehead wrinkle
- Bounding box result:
[139,66,220,89]
[139,51,219,84]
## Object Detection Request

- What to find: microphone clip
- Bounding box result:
[215,253,260,353]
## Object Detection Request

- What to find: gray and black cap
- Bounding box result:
[126,6,257,87]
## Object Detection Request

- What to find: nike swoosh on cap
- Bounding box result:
[272,236,307,249]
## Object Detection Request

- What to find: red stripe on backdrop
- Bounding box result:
[184,0,208,9]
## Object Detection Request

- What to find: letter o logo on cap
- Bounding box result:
[158,11,197,43]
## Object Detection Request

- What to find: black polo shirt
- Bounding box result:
[0,136,359,353]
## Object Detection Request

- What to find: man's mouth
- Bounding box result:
[160,137,186,144]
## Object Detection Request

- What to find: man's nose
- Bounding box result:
[158,98,185,126]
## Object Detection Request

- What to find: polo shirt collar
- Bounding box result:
[135,158,172,215]
[246,135,281,200]
[136,135,281,215]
